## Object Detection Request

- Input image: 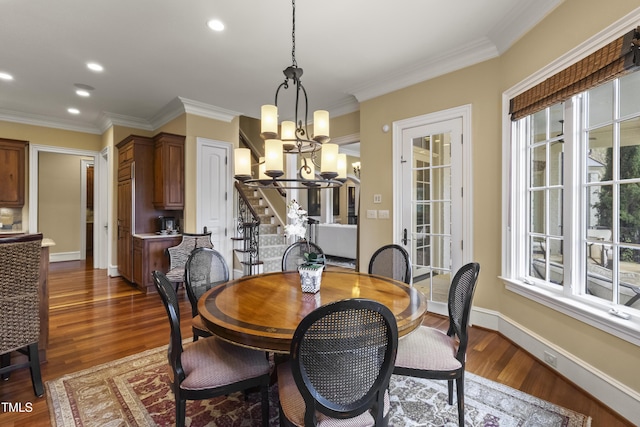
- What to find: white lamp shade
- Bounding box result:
[321,143,338,174]
[265,139,284,175]
[301,159,314,179]
[337,153,347,179]
[234,148,251,177]
[281,121,296,140]
[313,110,330,138]
[261,105,278,136]
[258,157,268,180]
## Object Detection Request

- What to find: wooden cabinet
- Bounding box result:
[153,132,185,210]
[117,135,157,282]
[133,235,181,292]
[0,138,27,207]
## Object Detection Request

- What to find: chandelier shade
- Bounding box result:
[233,0,342,190]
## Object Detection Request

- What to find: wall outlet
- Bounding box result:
[366,209,378,219]
[543,350,557,367]
[378,210,389,219]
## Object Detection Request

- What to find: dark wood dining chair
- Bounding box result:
[277,298,398,426]
[281,240,325,271]
[0,233,45,397]
[368,243,412,284]
[184,247,229,341]
[393,262,480,426]
[152,270,271,427]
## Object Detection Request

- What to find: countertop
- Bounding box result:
[133,232,182,239]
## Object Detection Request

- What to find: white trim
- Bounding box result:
[472,307,640,426]
[49,251,81,263]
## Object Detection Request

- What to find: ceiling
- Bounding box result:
[1,0,562,135]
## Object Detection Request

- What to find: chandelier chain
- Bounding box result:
[291,0,297,68]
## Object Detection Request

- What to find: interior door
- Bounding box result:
[196,138,232,266]
[399,117,464,304]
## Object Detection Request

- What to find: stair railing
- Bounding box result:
[235,182,261,276]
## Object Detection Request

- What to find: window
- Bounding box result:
[506,70,640,344]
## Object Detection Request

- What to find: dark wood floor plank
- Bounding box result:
[0,260,633,426]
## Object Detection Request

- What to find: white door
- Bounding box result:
[197,138,232,266]
[394,106,472,311]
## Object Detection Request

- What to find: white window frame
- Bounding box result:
[501,11,640,346]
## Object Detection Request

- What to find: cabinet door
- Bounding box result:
[153,133,184,210]
[0,139,27,207]
[117,179,133,281]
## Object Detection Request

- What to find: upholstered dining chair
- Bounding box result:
[277,298,398,426]
[0,233,44,397]
[184,247,229,341]
[393,262,480,426]
[368,244,412,284]
[281,241,325,271]
[165,232,214,291]
[152,271,270,427]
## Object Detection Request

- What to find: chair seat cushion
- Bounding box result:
[277,361,389,427]
[165,267,184,283]
[395,326,462,372]
[180,337,270,391]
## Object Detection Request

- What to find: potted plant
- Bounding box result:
[285,200,324,293]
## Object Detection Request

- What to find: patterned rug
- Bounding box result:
[47,345,591,427]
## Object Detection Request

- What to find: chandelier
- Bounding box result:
[234,0,346,189]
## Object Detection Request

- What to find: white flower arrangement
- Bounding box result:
[284,199,308,240]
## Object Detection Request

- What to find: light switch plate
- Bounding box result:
[366,209,378,219]
[378,210,389,219]
[373,194,382,204]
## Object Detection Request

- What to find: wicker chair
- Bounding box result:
[278,298,398,426]
[368,244,412,284]
[281,241,325,271]
[152,271,271,427]
[184,248,229,341]
[0,233,44,397]
[165,232,213,291]
[393,262,480,426]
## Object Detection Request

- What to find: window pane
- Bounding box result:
[619,117,640,180]
[531,190,545,233]
[548,188,563,237]
[590,184,613,231]
[549,103,564,138]
[530,236,546,280]
[586,250,613,302]
[620,71,640,117]
[531,145,546,187]
[619,247,640,309]
[532,110,547,143]
[619,182,640,245]
[588,81,613,127]
[548,238,564,285]
[549,141,564,186]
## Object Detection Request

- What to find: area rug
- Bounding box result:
[47,345,591,427]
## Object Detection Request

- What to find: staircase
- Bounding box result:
[233,184,289,276]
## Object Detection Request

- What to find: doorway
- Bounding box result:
[393,105,473,314]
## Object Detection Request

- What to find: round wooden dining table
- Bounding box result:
[198,270,427,353]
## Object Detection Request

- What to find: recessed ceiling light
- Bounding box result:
[0,72,14,81]
[68,108,80,115]
[86,62,104,72]
[76,89,90,97]
[207,19,225,32]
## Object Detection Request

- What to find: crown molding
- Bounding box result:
[98,112,154,134]
[488,0,564,54]
[0,108,103,135]
[350,37,499,103]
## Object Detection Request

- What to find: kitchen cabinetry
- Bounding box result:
[0,138,27,207]
[133,234,181,293]
[117,135,157,283]
[153,132,185,210]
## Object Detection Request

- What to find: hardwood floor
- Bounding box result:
[0,260,633,426]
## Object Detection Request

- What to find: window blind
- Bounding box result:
[509,26,640,121]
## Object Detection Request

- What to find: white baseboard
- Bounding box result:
[108,265,120,277]
[471,307,640,425]
[49,251,81,263]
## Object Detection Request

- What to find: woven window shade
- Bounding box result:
[510,26,640,120]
